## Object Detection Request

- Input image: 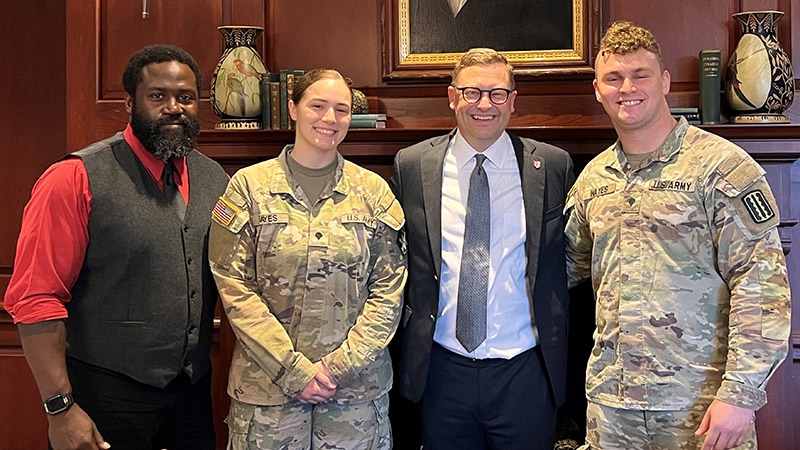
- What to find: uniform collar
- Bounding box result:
[608,117,690,173]
[272,145,348,199]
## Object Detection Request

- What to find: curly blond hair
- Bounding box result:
[452,48,515,89]
[597,21,664,71]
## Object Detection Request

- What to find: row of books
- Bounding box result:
[259,70,305,130]
[258,71,388,130]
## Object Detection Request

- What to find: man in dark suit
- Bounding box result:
[390,48,574,450]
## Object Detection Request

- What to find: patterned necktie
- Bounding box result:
[456,153,490,352]
[161,160,186,220]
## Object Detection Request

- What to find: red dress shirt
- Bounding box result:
[4,125,189,324]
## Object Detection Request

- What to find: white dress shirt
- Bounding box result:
[447,0,469,16]
[434,130,537,359]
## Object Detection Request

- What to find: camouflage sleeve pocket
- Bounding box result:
[762,299,791,341]
[209,223,244,270]
[758,248,791,341]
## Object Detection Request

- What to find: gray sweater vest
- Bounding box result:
[66,133,228,388]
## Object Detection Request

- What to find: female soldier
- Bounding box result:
[209,69,406,449]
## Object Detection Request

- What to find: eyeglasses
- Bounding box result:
[453,86,513,105]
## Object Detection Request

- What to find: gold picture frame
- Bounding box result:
[382,0,600,81]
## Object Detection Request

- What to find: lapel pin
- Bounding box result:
[533,159,542,169]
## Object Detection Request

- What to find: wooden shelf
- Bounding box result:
[199,123,800,145]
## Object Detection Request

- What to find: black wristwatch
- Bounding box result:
[43,392,74,415]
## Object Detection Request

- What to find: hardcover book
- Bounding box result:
[269,73,281,130]
[699,49,721,124]
[259,73,271,130]
[279,70,291,130]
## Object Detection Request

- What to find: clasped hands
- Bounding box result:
[297,361,338,404]
[695,399,754,450]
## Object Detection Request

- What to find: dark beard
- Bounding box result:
[130,103,201,161]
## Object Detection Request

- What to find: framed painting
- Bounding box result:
[382,0,601,80]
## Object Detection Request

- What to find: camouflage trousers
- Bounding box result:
[225,392,391,450]
[580,401,757,450]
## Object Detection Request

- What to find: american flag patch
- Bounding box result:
[212,197,238,227]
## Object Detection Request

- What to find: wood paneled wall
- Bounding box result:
[0,1,66,447]
[2,0,799,448]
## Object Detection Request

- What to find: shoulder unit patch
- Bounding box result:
[741,189,775,224]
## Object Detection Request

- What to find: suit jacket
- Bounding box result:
[390,130,575,404]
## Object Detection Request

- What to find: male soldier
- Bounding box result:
[565,21,791,449]
[4,45,228,450]
[391,48,574,449]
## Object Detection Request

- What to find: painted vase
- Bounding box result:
[352,88,369,114]
[724,11,794,123]
[210,26,268,129]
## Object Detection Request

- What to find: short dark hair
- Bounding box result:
[122,45,202,96]
[452,48,515,89]
[291,68,352,105]
[597,21,664,71]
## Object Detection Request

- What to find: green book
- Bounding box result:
[259,72,271,130]
[699,49,721,124]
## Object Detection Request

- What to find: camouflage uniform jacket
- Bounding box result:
[565,118,790,411]
[209,146,407,406]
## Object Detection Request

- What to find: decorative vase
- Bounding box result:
[210,26,268,129]
[351,88,369,114]
[724,11,794,123]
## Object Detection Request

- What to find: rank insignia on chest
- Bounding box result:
[742,189,775,223]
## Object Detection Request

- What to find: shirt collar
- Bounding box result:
[123,123,187,182]
[451,129,513,170]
